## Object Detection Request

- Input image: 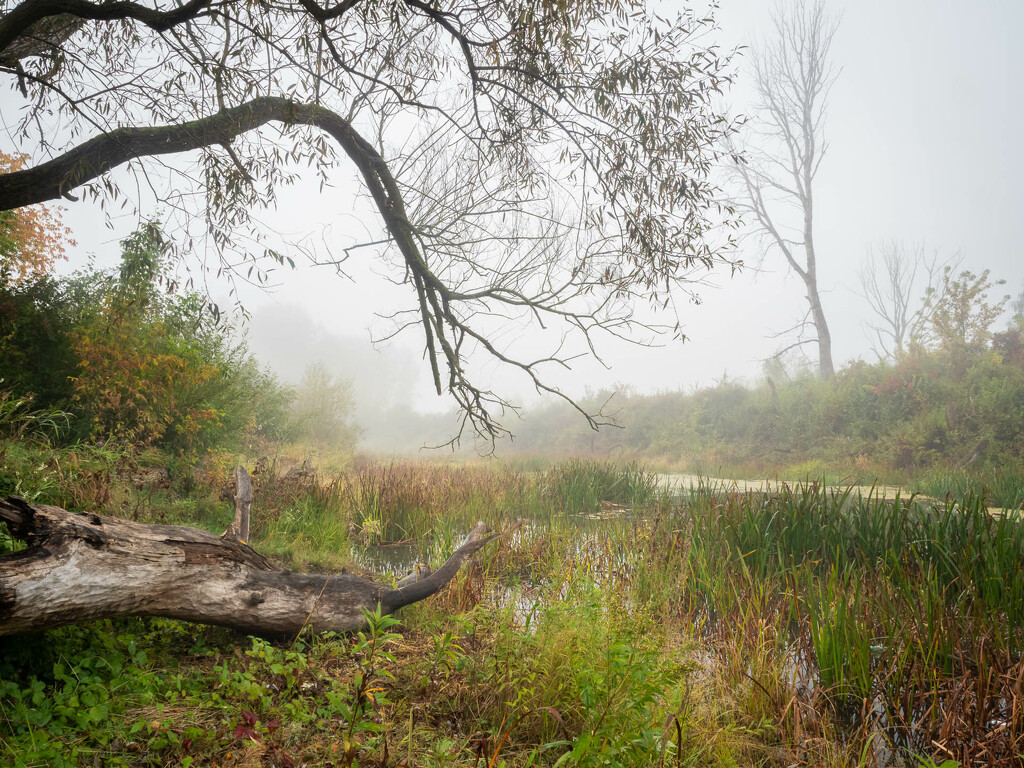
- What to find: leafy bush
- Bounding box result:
[1,222,295,466]
[511,332,1024,477]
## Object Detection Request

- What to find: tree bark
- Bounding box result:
[0,0,212,59]
[805,250,834,379]
[224,465,252,543]
[0,496,503,637]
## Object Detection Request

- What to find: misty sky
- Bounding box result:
[5,0,1023,425]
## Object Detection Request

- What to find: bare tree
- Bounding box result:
[0,0,738,447]
[858,242,960,361]
[733,0,839,378]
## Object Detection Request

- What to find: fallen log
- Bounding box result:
[0,496,503,637]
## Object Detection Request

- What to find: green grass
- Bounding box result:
[256,493,352,571]
[542,459,661,512]
[908,467,1024,510]
[2,456,1021,766]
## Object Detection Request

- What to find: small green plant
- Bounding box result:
[0,385,69,443]
[429,630,466,680]
[325,607,402,766]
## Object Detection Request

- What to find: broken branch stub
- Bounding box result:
[223,465,252,542]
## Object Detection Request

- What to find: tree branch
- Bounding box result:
[0,0,213,59]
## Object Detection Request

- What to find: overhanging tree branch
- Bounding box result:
[0,97,292,208]
[0,0,214,59]
[1,0,738,445]
[0,96,615,442]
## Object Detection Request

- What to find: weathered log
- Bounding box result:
[0,497,502,637]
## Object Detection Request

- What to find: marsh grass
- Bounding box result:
[411,469,1022,765]
[665,481,1023,765]
[542,459,661,512]
[909,467,1024,510]
[2,457,1022,766]
[256,493,351,571]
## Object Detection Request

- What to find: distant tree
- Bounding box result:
[921,267,1009,366]
[761,346,813,384]
[288,362,361,450]
[858,242,960,361]
[1011,284,1024,329]
[0,0,739,445]
[992,284,1024,367]
[733,0,839,378]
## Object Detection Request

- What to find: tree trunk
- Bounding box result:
[0,497,503,637]
[807,279,835,379]
[804,175,834,380]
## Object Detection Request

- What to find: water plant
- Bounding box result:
[2,459,1021,766]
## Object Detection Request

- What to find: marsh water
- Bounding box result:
[350,475,1020,766]
[355,474,907,573]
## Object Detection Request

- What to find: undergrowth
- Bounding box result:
[2,456,1021,766]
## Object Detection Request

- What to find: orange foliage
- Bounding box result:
[0,152,74,282]
[71,318,222,449]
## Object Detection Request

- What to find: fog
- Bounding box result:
[7,0,1023,451]
[244,302,462,452]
